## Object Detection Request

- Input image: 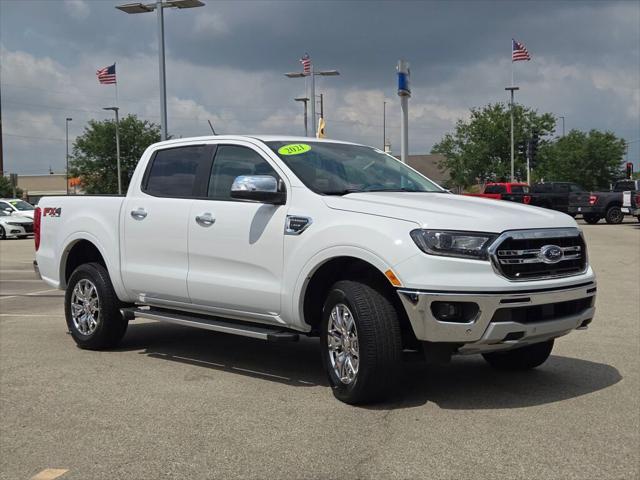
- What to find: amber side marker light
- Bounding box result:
[384,269,402,287]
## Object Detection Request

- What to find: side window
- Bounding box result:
[485,185,505,194]
[144,146,211,197]
[511,185,525,193]
[570,184,583,193]
[556,183,570,193]
[208,145,278,200]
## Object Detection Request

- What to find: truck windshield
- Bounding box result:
[266,141,443,195]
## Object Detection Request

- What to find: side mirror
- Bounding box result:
[230,175,286,205]
[3,208,13,214]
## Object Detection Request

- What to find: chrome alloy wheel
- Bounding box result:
[327,303,359,384]
[71,279,100,335]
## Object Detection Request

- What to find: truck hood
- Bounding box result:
[323,192,576,232]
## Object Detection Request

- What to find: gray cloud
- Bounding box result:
[1,0,638,174]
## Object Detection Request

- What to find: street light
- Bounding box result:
[103,107,122,195]
[65,117,72,195]
[116,0,205,141]
[294,97,309,137]
[285,68,339,136]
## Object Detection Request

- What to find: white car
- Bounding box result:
[34,135,596,404]
[0,198,36,219]
[0,209,34,239]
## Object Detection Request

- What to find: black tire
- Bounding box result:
[605,205,624,224]
[320,280,402,405]
[65,262,128,350]
[583,214,601,224]
[0,226,5,240]
[482,340,554,371]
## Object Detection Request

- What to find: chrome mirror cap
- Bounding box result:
[231,175,278,193]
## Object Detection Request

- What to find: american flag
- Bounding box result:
[512,39,531,62]
[97,64,117,84]
[300,54,311,75]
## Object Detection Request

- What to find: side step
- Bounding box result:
[121,307,299,342]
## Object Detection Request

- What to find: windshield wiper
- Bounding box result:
[322,188,364,196]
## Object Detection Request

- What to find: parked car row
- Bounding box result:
[465,180,640,224]
[0,198,35,239]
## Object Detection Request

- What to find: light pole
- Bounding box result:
[505,86,519,182]
[65,117,72,195]
[103,107,122,195]
[285,67,339,136]
[397,60,411,164]
[559,115,565,137]
[295,97,309,137]
[116,0,205,141]
[383,101,386,151]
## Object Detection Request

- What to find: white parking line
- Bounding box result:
[0,288,60,301]
[31,469,69,480]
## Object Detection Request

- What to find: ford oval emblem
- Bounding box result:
[539,245,564,264]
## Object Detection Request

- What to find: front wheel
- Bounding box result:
[0,226,5,240]
[482,340,554,371]
[320,280,402,404]
[605,205,624,224]
[65,262,128,350]
[583,214,601,224]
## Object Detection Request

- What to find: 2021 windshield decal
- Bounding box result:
[278,144,311,156]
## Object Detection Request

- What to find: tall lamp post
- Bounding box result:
[116,0,205,141]
[103,107,122,195]
[558,115,565,137]
[294,97,309,137]
[65,117,72,195]
[505,86,519,182]
[285,67,339,136]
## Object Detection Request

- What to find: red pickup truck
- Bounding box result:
[464,182,531,204]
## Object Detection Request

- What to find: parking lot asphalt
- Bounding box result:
[1,219,638,480]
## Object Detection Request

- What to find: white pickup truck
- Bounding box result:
[34,135,597,404]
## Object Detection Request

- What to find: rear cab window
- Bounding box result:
[485,185,506,194]
[143,145,213,197]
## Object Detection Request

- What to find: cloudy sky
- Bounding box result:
[1,0,639,174]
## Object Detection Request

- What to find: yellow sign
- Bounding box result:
[278,144,311,156]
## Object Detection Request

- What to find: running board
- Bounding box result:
[121,307,299,342]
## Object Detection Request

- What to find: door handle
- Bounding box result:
[195,213,215,227]
[130,208,147,220]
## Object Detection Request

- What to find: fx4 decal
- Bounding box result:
[43,207,62,217]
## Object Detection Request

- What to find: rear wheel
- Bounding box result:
[0,226,5,240]
[605,205,624,224]
[482,340,554,371]
[65,262,128,350]
[320,280,402,404]
[583,214,601,224]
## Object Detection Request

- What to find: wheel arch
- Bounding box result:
[298,251,417,347]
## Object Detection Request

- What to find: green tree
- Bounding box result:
[431,103,555,188]
[0,176,23,198]
[535,129,626,190]
[69,115,161,194]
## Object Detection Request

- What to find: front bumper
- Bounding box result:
[397,281,596,354]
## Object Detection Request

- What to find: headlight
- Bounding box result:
[7,222,25,226]
[410,229,497,260]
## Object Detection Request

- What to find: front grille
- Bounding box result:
[23,223,34,233]
[491,229,587,280]
[491,297,594,324]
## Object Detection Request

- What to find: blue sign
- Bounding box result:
[397,71,410,96]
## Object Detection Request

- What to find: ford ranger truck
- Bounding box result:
[34,136,597,404]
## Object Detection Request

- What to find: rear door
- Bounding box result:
[121,144,214,304]
[187,142,288,319]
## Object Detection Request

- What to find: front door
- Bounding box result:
[187,143,288,319]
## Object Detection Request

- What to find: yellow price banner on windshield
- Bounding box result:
[278,144,311,156]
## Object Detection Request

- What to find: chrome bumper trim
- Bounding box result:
[397,282,596,345]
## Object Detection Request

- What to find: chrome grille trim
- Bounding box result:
[488,228,588,281]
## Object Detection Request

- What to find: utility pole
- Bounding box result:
[65,118,72,194]
[559,115,565,137]
[505,86,519,181]
[397,60,411,164]
[103,107,122,195]
[295,97,309,136]
[0,82,3,176]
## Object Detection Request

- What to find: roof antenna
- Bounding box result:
[207,119,217,135]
